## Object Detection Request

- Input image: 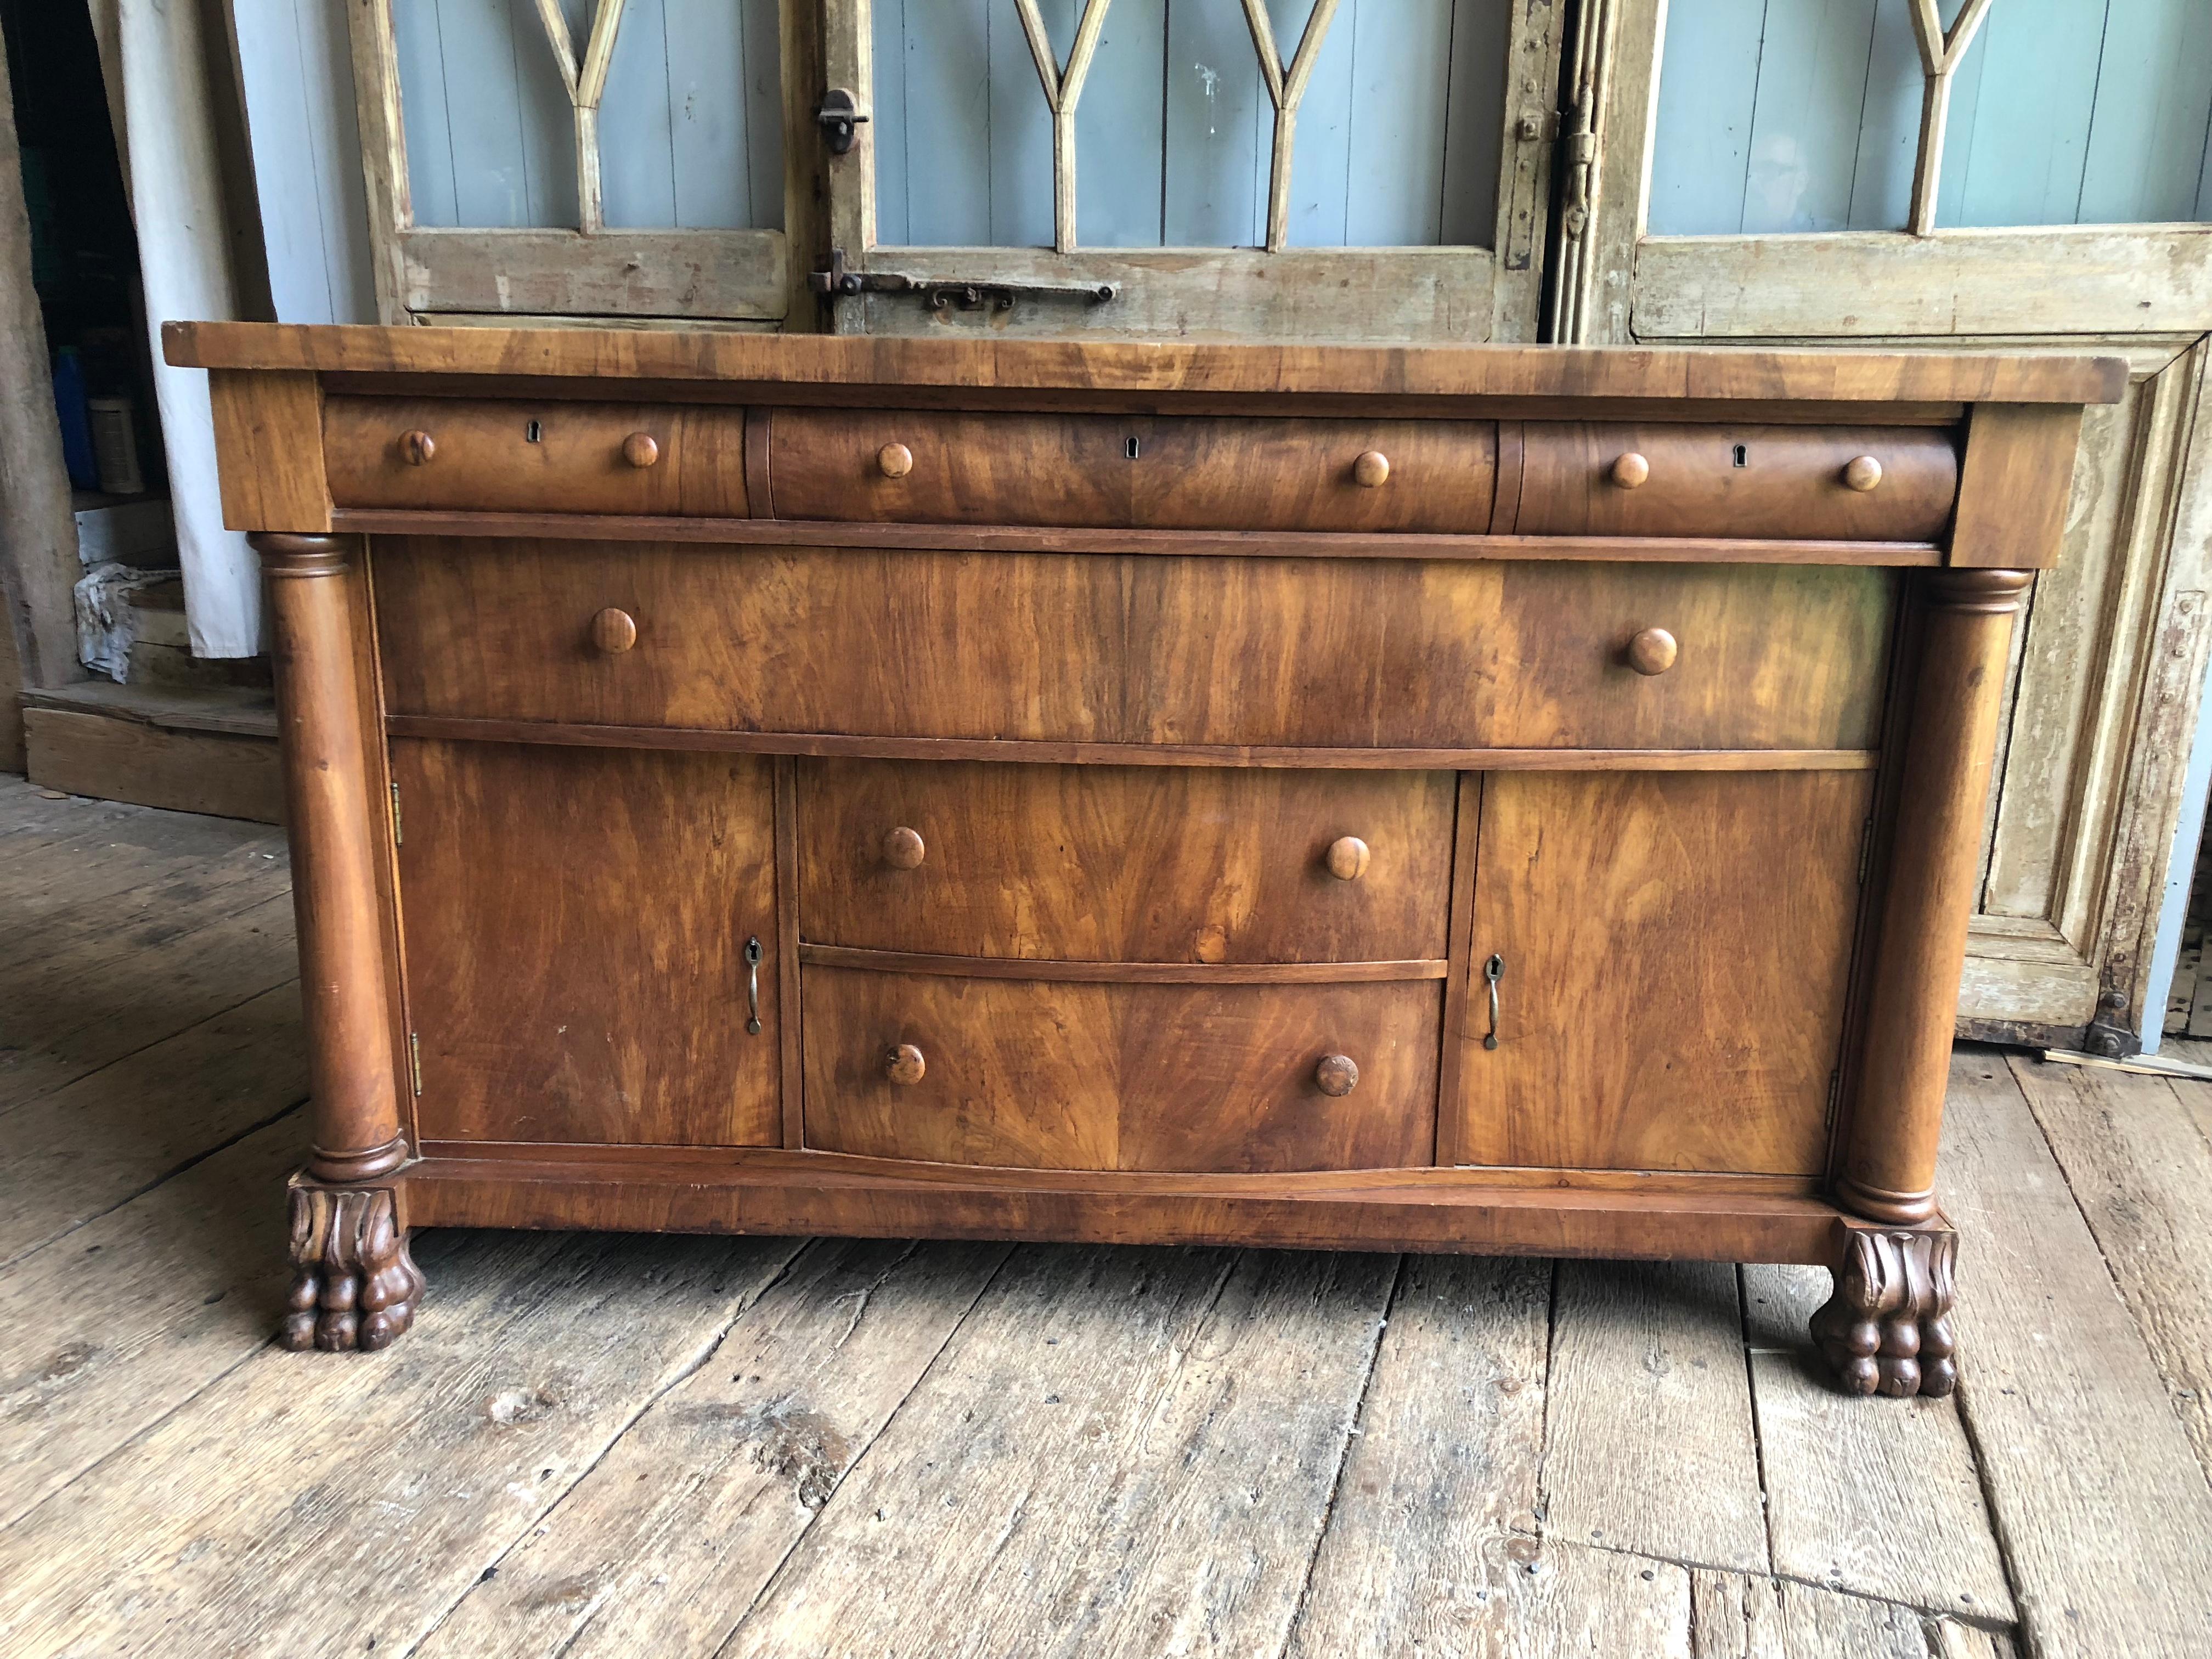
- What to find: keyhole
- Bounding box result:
[526,420,543,443]
[1125,436,1141,460]
[1731,444,1747,467]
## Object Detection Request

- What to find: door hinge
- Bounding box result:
[409,1031,423,1097]
[390,781,403,848]
[1559,80,1598,240]
[1858,815,1875,885]
[808,247,1116,313]
[1825,1069,1842,1133]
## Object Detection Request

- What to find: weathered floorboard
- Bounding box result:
[1689,1570,2015,1658]
[1940,1049,2212,1658]
[416,1237,1011,1659]
[718,1245,1398,1659]
[1743,1264,2013,1620]
[1543,1260,1769,1573]
[0,1109,306,1528]
[0,1232,808,1657]
[2010,1053,2212,1482]
[0,981,305,1266]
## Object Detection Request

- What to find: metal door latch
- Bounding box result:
[1483,954,1505,1049]
[816,89,868,154]
[808,248,1117,313]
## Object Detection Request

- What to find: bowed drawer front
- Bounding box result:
[371,542,1895,754]
[797,760,1457,964]
[799,967,1442,1174]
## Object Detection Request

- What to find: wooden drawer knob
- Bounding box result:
[623,432,660,469]
[882,825,927,869]
[877,442,914,479]
[1314,1054,1359,1097]
[399,430,436,466]
[590,607,638,653]
[1610,451,1650,489]
[1324,836,1371,881]
[1842,454,1883,492]
[886,1042,927,1085]
[1352,450,1391,488]
[1626,627,1678,676]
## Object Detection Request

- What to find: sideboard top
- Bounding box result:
[163,322,2125,408]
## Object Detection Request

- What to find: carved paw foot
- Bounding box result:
[283,1178,424,1352]
[1812,1223,1957,1398]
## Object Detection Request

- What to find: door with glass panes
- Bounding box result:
[1558,0,2212,1053]
[347,0,1564,342]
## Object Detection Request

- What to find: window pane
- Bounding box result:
[871,0,1508,250]
[1648,0,2212,236]
[392,0,782,230]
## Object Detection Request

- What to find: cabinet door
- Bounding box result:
[1452,770,1873,1176]
[391,740,782,1147]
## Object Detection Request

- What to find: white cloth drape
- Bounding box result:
[88,0,262,658]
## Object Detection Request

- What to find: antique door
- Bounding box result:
[346,0,803,322]
[1559,0,2212,1052]
[346,1,1565,342]
[816,0,1565,340]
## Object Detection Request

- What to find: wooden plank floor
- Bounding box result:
[3,772,2209,1657]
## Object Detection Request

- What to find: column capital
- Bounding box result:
[1927,567,2032,612]
[251,532,354,579]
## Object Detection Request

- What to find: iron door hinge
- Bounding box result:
[409,1031,423,1097]
[816,89,868,154]
[808,247,1117,313]
[1559,81,1597,240]
[390,781,403,848]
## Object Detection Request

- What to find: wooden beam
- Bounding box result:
[342,0,411,322]
[1238,0,1342,252]
[0,12,86,691]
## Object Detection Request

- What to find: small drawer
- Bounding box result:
[324,397,751,516]
[1509,424,1957,541]
[799,761,1454,964]
[765,409,1497,532]
[801,967,1441,1172]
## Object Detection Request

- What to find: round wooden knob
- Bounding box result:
[399,430,436,466]
[1324,836,1371,881]
[1314,1054,1359,1097]
[882,826,926,870]
[1352,450,1390,488]
[877,442,914,479]
[590,607,638,654]
[1842,454,1883,493]
[1626,627,1678,676]
[1610,451,1650,489]
[885,1043,926,1086]
[623,432,660,469]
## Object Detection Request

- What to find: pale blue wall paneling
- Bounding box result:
[393,0,781,230]
[876,0,1509,249]
[1651,0,2212,235]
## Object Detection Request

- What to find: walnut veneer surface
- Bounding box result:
[167,323,2118,1398]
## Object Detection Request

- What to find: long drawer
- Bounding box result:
[372,540,1896,753]
[764,409,1499,532]
[798,760,1455,963]
[800,967,1441,1172]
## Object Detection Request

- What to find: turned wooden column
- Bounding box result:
[1839,567,2033,1223]
[255,533,406,1182]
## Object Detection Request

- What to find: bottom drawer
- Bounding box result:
[802,967,1441,1173]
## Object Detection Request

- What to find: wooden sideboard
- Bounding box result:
[165,323,2121,1397]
